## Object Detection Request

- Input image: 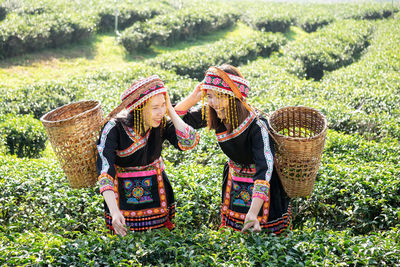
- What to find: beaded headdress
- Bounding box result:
[120,75,167,134]
[121,75,167,113]
[201,66,251,130]
[202,69,249,99]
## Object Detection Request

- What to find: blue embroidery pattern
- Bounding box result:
[124,178,153,204]
[231,181,254,207]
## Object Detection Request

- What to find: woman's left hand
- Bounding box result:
[165,93,174,113]
[242,212,261,233]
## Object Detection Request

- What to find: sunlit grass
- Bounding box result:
[0,23,258,88]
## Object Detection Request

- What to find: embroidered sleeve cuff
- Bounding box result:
[98,173,115,194]
[175,109,188,118]
[176,125,199,151]
[252,180,270,201]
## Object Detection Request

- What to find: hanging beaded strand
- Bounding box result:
[225,93,231,126]
[217,90,222,122]
[146,98,153,133]
[201,90,207,121]
[134,104,144,136]
[230,95,238,130]
[162,94,167,128]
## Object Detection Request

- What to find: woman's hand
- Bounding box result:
[191,83,203,103]
[242,212,261,233]
[165,92,174,114]
[174,83,203,112]
[111,210,127,236]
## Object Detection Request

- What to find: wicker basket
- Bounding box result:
[40,78,163,189]
[268,106,327,198]
[40,100,103,188]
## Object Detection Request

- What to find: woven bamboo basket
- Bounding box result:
[267,106,327,198]
[40,100,103,188]
[40,78,162,189]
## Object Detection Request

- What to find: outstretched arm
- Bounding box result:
[174,83,203,112]
[165,92,200,151]
[103,190,127,236]
[166,93,189,133]
[242,198,264,233]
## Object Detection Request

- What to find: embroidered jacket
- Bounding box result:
[97,119,199,193]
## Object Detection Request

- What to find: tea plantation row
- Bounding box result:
[0,0,397,58]
[0,1,399,266]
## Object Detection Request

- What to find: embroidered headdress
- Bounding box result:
[201,66,252,131]
[202,68,250,99]
[120,75,167,135]
[121,75,167,113]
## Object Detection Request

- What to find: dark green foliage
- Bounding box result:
[2,228,399,266]
[296,14,334,33]
[1,1,400,265]
[149,31,286,80]
[337,3,397,20]
[1,126,399,265]
[0,140,399,265]
[0,64,195,124]
[243,18,400,140]
[0,156,102,234]
[0,82,79,119]
[240,3,295,33]
[0,115,47,158]
[0,12,95,59]
[284,20,374,80]
[97,2,169,32]
[120,5,239,52]
[294,131,400,234]
[244,12,293,33]
[0,3,6,21]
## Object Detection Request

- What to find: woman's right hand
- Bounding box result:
[174,82,203,111]
[111,210,127,236]
[191,83,203,104]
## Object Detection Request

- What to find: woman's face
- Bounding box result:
[206,90,229,120]
[143,93,166,129]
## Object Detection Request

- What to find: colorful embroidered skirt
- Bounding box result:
[104,158,175,233]
[220,160,292,234]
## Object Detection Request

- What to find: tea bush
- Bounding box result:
[0,114,47,158]
[0,81,80,119]
[0,12,96,59]
[242,5,293,33]
[1,227,399,266]
[319,19,400,139]
[0,63,196,119]
[294,131,400,234]
[1,1,400,265]
[284,20,374,80]
[239,1,397,34]
[0,155,103,234]
[120,5,239,52]
[0,127,399,265]
[97,2,170,32]
[335,2,396,20]
[149,31,286,80]
[241,18,399,141]
[0,1,6,21]
[295,12,334,33]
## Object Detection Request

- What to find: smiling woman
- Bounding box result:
[175,64,291,234]
[96,75,199,235]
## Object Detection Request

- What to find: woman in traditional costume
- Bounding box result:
[97,75,199,236]
[175,65,291,234]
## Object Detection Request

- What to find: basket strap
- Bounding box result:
[206,67,278,144]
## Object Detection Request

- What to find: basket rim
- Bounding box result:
[267,105,327,141]
[40,100,101,125]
